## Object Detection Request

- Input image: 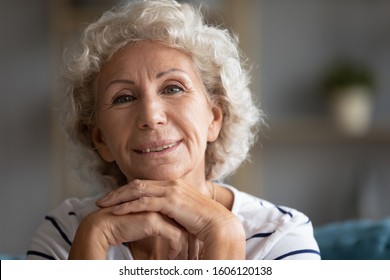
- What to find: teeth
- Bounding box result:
[141,143,176,153]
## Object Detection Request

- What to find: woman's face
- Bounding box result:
[92,41,222,183]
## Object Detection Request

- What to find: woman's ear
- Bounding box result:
[207,105,223,142]
[90,126,115,162]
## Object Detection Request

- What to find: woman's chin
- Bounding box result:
[127,168,187,182]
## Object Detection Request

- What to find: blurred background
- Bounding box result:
[1,0,389,256]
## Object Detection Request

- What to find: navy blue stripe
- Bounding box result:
[26,250,55,260]
[276,206,293,218]
[247,231,275,240]
[45,216,72,246]
[274,249,321,260]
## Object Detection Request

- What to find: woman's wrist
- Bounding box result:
[202,217,246,260]
[68,213,110,259]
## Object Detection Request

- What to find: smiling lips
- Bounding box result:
[136,141,180,154]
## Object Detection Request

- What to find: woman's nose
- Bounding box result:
[136,96,167,130]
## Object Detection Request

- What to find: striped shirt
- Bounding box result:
[26,184,321,260]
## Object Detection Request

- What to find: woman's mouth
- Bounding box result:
[135,140,181,154]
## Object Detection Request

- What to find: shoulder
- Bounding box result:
[26,196,100,260]
[43,195,101,238]
[50,196,100,221]
[226,185,309,229]
[222,184,321,260]
[27,195,132,260]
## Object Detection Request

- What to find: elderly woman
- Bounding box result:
[27,0,320,260]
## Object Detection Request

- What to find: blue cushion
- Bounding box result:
[0,253,25,260]
[314,218,390,259]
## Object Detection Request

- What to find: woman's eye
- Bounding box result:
[163,85,184,95]
[112,94,135,105]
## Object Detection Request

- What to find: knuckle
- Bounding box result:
[145,212,159,225]
[132,179,142,185]
[172,225,185,240]
[170,184,183,197]
[133,181,146,195]
[143,212,159,236]
[170,230,184,251]
[138,196,149,207]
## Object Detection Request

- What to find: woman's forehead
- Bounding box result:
[109,41,193,69]
[97,41,199,85]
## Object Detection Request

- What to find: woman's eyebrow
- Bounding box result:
[156,68,188,79]
[104,69,188,92]
[104,79,134,92]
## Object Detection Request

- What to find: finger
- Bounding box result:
[110,191,233,242]
[148,213,186,260]
[109,181,195,217]
[96,180,167,207]
[110,188,214,222]
[111,197,165,215]
[112,212,184,258]
[188,234,201,260]
[173,229,190,260]
[111,195,210,239]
